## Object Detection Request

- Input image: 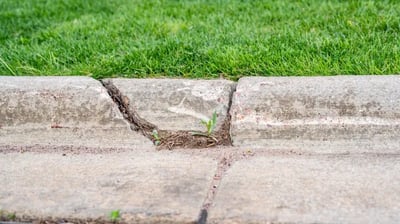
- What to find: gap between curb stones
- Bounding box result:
[100,79,236,150]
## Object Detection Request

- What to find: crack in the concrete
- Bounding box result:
[0,211,191,224]
[217,82,236,147]
[101,79,157,140]
[195,147,261,224]
[196,151,236,224]
[101,79,236,149]
[197,209,208,224]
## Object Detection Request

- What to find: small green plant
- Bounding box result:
[202,111,217,136]
[0,210,16,221]
[152,129,161,146]
[192,111,217,139]
[7,212,16,220]
[109,210,120,223]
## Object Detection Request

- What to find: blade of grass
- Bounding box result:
[0,57,16,75]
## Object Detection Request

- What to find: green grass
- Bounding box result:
[1,0,399,79]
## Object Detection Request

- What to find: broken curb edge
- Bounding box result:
[100,79,235,150]
[1,75,400,152]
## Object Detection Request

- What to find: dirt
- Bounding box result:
[0,215,190,224]
[101,80,157,138]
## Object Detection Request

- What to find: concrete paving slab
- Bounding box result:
[0,128,151,149]
[0,150,217,223]
[0,77,152,148]
[209,154,400,224]
[104,78,235,131]
[230,76,400,152]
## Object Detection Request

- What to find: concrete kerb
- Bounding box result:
[1,75,400,151]
[0,76,153,149]
[230,75,400,153]
[102,78,235,132]
[100,78,236,149]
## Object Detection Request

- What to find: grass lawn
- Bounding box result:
[0,0,399,80]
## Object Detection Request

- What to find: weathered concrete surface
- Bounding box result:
[209,154,400,224]
[0,128,151,149]
[230,76,400,152]
[0,77,152,148]
[104,78,235,131]
[0,150,217,223]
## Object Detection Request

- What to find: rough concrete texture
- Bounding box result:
[0,150,217,223]
[105,78,235,131]
[209,154,400,224]
[0,128,152,149]
[0,77,152,148]
[230,76,400,151]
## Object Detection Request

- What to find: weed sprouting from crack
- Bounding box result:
[191,111,218,142]
[152,130,161,146]
[109,210,121,223]
[155,111,230,150]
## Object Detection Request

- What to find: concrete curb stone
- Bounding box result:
[230,75,400,152]
[2,75,400,151]
[104,78,235,132]
[0,76,153,148]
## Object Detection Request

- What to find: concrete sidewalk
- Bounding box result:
[1,75,400,223]
[1,147,399,223]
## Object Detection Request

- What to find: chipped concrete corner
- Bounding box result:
[103,78,236,132]
[101,78,236,149]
